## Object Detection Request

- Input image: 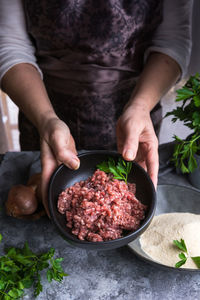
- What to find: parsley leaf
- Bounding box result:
[175,257,187,268]
[178,252,187,260]
[173,239,188,268]
[0,235,68,299]
[97,157,132,184]
[191,256,200,268]
[173,239,188,253]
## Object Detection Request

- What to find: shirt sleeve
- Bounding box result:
[0,0,42,88]
[145,0,193,79]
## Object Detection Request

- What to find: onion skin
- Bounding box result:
[6,185,38,217]
[5,172,46,220]
[27,173,41,188]
[27,173,42,201]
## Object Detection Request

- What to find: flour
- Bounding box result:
[140,213,200,269]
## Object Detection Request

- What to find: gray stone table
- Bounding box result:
[0,148,200,300]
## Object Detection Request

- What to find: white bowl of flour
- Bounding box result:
[128,184,200,271]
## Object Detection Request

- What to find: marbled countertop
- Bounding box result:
[0,149,200,300]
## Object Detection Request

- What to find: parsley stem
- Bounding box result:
[191,134,200,145]
[0,282,9,299]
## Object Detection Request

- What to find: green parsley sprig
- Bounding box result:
[165,73,200,173]
[171,133,200,173]
[173,239,188,268]
[166,73,200,129]
[173,238,187,253]
[0,234,68,299]
[97,157,132,184]
[191,256,200,268]
[173,238,200,269]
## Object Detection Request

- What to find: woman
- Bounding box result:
[0,0,193,213]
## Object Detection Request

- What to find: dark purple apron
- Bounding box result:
[20,0,163,150]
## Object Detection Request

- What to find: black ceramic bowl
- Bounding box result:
[48,150,156,250]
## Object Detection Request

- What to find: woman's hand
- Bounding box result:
[116,52,181,188]
[2,64,80,217]
[116,102,159,187]
[40,117,80,216]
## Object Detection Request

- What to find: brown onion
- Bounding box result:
[27,173,42,201]
[6,184,38,217]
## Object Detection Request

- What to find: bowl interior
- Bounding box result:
[48,151,156,250]
[128,184,200,272]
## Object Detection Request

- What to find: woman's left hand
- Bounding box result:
[116,101,159,188]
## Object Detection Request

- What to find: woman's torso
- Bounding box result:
[19,0,163,150]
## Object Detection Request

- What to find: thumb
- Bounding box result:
[121,130,140,161]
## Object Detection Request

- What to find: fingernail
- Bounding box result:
[124,149,134,161]
[70,158,80,170]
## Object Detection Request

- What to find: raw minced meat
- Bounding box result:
[57,170,147,242]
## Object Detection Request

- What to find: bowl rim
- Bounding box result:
[48,150,157,246]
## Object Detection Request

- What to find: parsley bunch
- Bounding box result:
[173,238,200,268]
[97,157,132,184]
[0,235,67,299]
[172,133,200,173]
[166,73,200,173]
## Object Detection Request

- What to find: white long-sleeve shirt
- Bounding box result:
[0,0,193,87]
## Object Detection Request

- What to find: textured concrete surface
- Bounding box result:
[1,151,200,300]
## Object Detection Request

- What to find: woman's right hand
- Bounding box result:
[39,117,80,216]
[1,63,80,217]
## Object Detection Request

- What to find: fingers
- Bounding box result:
[134,138,159,188]
[48,125,80,170]
[40,118,80,216]
[41,139,57,217]
[145,140,159,188]
[55,148,80,170]
[116,111,159,188]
